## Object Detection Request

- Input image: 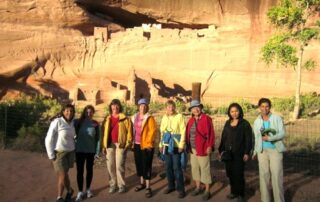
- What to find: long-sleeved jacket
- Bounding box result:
[74,119,100,154]
[45,117,76,159]
[218,119,253,157]
[186,114,215,156]
[159,113,186,149]
[253,113,286,154]
[101,113,133,150]
[131,113,157,149]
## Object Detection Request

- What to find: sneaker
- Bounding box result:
[56,197,64,202]
[227,193,238,199]
[86,189,94,198]
[202,191,211,201]
[163,188,175,194]
[191,188,201,196]
[237,196,244,202]
[178,191,186,198]
[109,186,118,194]
[75,192,83,202]
[118,186,126,193]
[65,188,74,202]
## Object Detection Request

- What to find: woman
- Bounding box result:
[252,98,286,202]
[132,98,157,198]
[218,103,253,202]
[159,100,186,198]
[101,99,132,194]
[45,104,76,202]
[186,100,215,201]
[74,105,100,202]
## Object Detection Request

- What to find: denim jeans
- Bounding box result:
[165,152,185,192]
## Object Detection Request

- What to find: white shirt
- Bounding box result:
[45,117,76,159]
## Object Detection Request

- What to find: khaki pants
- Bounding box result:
[257,149,284,202]
[106,143,127,188]
[190,149,212,184]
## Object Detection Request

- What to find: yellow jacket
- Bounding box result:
[101,113,133,150]
[131,113,157,149]
[159,113,186,149]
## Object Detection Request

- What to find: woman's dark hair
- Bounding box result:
[51,103,75,121]
[227,103,244,120]
[76,105,95,133]
[108,99,123,115]
[79,105,95,121]
[258,98,272,108]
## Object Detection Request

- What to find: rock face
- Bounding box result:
[0,0,319,105]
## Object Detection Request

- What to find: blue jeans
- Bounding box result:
[165,152,185,192]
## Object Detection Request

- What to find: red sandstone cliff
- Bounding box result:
[0,0,319,104]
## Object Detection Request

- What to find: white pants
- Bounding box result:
[258,149,285,202]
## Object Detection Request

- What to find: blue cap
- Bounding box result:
[138,98,148,105]
[189,100,203,111]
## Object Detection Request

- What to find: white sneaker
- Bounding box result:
[86,189,94,198]
[75,192,83,202]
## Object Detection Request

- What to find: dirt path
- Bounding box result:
[0,150,319,202]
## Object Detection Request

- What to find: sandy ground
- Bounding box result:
[0,150,319,202]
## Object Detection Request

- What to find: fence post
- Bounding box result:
[3,105,7,149]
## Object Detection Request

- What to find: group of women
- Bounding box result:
[45,97,285,202]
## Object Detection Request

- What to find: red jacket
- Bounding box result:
[186,114,215,156]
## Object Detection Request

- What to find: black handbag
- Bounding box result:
[221,150,233,161]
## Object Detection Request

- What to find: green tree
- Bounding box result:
[261,0,320,120]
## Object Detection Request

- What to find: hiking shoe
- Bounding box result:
[163,188,175,194]
[237,196,244,202]
[202,191,211,201]
[56,197,64,202]
[65,188,74,202]
[109,186,118,194]
[86,189,94,198]
[75,192,83,202]
[227,193,238,199]
[118,186,126,193]
[191,188,201,196]
[178,191,186,198]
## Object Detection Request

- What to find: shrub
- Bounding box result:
[0,94,61,151]
[271,93,320,118]
[202,103,214,115]
[213,105,228,115]
[271,96,295,113]
[300,93,320,117]
[175,100,187,113]
[0,95,61,139]
[13,123,47,152]
[149,101,165,114]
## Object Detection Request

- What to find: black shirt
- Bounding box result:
[218,119,253,157]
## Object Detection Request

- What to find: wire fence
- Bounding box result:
[0,103,319,176]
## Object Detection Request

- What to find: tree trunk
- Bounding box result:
[292,47,303,120]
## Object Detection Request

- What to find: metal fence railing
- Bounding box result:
[0,103,319,176]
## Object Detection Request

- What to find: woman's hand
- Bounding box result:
[178,148,184,153]
[206,147,212,155]
[159,147,163,153]
[102,148,107,155]
[243,154,249,162]
[252,154,257,160]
